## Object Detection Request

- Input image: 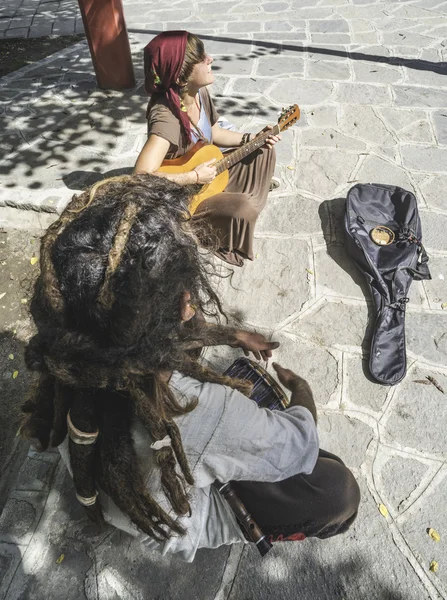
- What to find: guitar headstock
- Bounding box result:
[277,104,300,132]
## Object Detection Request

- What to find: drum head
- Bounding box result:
[223,357,289,410]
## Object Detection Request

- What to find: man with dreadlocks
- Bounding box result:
[21,174,360,562]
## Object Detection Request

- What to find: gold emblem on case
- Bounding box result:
[370,226,395,246]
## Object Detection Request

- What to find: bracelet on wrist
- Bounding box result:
[193,168,199,183]
[240,133,250,146]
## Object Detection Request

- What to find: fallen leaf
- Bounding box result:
[16,426,22,437]
[429,560,439,573]
[0,292,5,300]
[56,553,65,564]
[8,354,14,360]
[20,298,28,305]
[12,370,18,379]
[30,256,38,265]
[426,376,445,394]
[441,302,447,310]
[413,379,431,385]
[287,165,295,170]
[379,503,389,518]
[306,269,314,275]
[255,253,260,259]
[428,528,441,542]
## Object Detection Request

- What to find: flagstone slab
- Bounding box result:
[385,368,447,455]
[307,44,349,61]
[269,78,334,106]
[404,68,447,88]
[218,238,310,328]
[314,245,366,300]
[308,19,350,33]
[307,61,351,81]
[419,210,447,251]
[307,106,338,128]
[298,128,367,151]
[352,31,379,45]
[335,82,392,106]
[318,413,374,469]
[295,150,358,198]
[0,491,48,546]
[344,355,389,412]
[311,33,352,45]
[256,193,322,235]
[354,155,417,195]
[255,56,304,76]
[352,61,404,84]
[401,145,447,173]
[212,56,254,76]
[422,256,447,309]
[393,85,447,108]
[420,174,447,211]
[380,455,429,514]
[14,453,59,493]
[0,543,23,597]
[266,333,339,406]
[433,111,447,146]
[290,301,369,349]
[397,470,447,594]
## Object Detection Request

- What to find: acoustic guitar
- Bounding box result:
[158,104,300,214]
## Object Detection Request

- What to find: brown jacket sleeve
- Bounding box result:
[146,87,219,159]
[147,101,182,154]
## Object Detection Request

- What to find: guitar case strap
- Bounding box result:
[344,184,431,385]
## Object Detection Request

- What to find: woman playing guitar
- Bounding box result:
[134,30,280,267]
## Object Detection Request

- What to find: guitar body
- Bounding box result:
[157,104,301,214]
[158,141,230,214]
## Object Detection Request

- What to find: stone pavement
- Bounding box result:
[1,0,447,598]
[0,0,83,40]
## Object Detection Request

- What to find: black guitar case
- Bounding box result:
[344,184,431,385]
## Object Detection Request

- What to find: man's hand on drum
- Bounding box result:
[272,363,317,422]
[192,159,217,184]
[272,363,305,391]
[232,330,280,361]
[255,125,281,149]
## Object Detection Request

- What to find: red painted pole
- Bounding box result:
[77,0,135,90]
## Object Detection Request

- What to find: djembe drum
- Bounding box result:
[215,357,289,557]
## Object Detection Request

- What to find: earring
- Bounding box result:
[180,99,187,112]
[182,303,196,322]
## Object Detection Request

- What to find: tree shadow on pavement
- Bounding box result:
[62,167,133,190]
[0,39,147,189]
[0,36,280,197]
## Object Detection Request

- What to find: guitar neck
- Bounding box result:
[216,124,281,175]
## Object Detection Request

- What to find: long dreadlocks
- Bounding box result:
[21,174,250,541]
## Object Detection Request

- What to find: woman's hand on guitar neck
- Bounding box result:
[255,125,281,149]
[193,159,217,184]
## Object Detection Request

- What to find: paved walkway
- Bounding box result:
[1,0,447,599]
[0,0,83,39]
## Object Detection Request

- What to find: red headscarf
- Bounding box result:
[144,31,192,143]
